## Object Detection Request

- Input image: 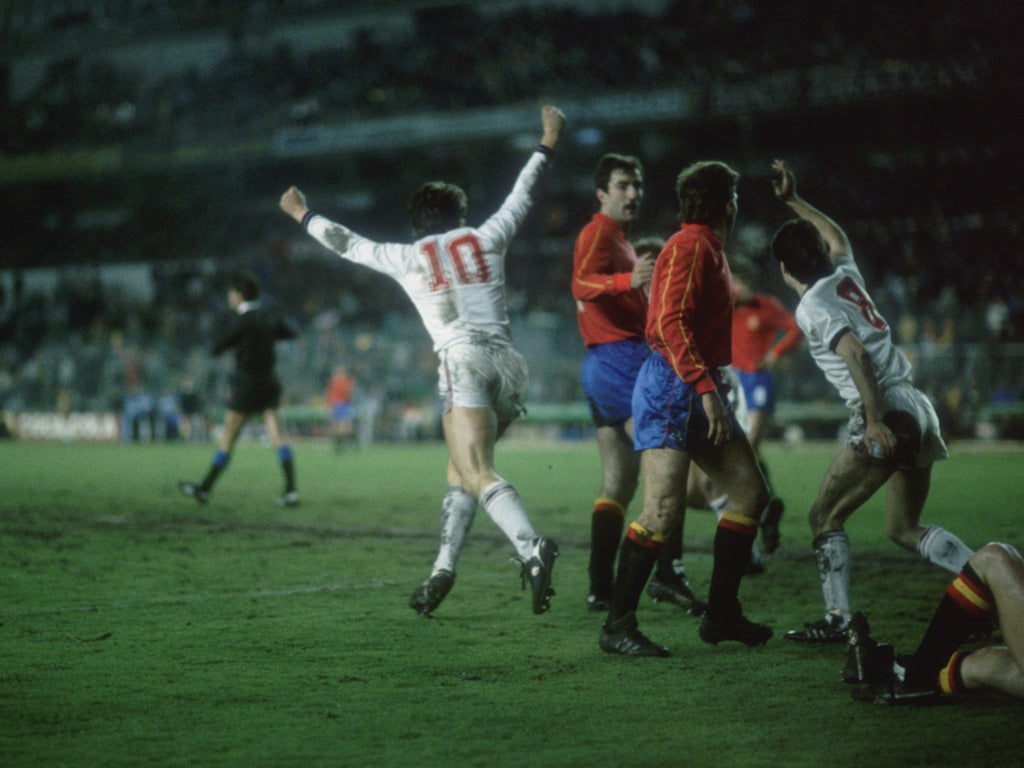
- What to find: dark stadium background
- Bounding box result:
[2,0,1022,442]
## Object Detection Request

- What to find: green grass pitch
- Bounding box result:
[2,438,1022,767]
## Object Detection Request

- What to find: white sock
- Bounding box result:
[432,486,477,575]
[815,531,851,626]
[480,479,536,560]
[917,525,973,573]
[709,494,729,519]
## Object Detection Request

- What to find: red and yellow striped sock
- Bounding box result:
[907,563,994,689]
[608,523,663,620]
[946,565,995,619]
[938,651,972,695]
[626,521,666,549]
[717,512,759,537]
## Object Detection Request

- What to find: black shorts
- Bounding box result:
[227,374,282,413]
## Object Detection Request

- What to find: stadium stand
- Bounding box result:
[1,0,1022,441]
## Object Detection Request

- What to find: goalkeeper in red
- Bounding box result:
[279,105,565,617]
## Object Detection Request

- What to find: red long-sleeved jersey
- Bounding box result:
[572,213,647,347]
[646,223,732,395]
[731,294,802,372]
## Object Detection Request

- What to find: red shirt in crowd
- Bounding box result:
[732,294,802,372]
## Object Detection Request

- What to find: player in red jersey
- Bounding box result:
[729,257,803,553]
[325,364,355,450]
[598,160,772,656]
[572,155,704,616]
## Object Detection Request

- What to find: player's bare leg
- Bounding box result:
[220,409,249,451]
[600,447,688,656]
[949,546,1023,695]
[263,409,297,506]
[635,447,689,539]
[786,448,889,640]
[692,436,772,645]
[178,409,250,503]
[886,465,971,572]
[972,543,1024,675]
[745,409,768,452]
[959,647,1024,699]
[441,406,557,614]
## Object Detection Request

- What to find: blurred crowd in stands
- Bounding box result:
[3,0,1016,153]
[1,0,1022,440]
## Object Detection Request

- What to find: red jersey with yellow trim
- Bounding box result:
[731,293,802,372]
[646,222,732,395]
[572,212,647,347]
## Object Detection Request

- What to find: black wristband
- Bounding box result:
[536,145,555,158]
[300,210,316,229]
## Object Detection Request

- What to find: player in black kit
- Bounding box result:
[179,269,300,506]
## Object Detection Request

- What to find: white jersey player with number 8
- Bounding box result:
[768,158,973,646]
[279,105,566,618]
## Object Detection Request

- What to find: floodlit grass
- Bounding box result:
[2,438,1022,767]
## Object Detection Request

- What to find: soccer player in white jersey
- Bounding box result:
[768,159,973,643]
[278,105,565,617]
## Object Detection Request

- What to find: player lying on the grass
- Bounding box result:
[847,542,1024,703]
[279,105,565,617]
[768,159,973,643]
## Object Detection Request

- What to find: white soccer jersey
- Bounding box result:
[796,255,913,410]
[304,150,550,352]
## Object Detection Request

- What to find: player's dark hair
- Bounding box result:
[229,269,261,301]
[770,219,833,284]
[675,161,739,224]
[409,181,468,238]
[633,236,664,259]
[594,153,643,192]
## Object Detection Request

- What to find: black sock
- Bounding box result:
[706,515,757,622]
[906,562,994,688]
[608,530,660,623]
[655,518,684,582]
[199,449,230,492]
[589,500,624,599]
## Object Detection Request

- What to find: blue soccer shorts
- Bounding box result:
[632,351,741,453]
[735,368,775,414]
[581,339,650,427]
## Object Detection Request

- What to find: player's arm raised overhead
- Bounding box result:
[771,159,852,263]
[279,186,309,224]
[477,104,565,248]
[539,104,565,150]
